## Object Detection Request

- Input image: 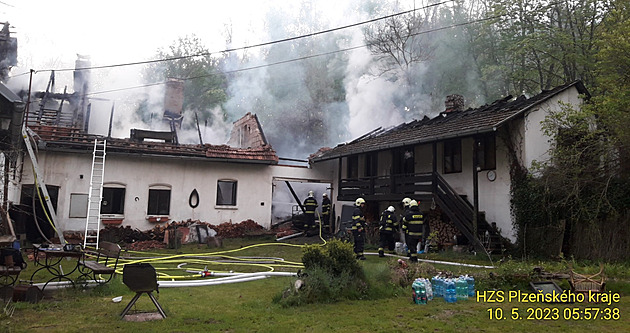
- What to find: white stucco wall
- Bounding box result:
[522,87,584,169]
[18,151,336,233]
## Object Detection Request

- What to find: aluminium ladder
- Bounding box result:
[21,126,66,244]
[83,139,106,249]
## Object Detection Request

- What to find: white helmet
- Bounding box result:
[355,197,366,206]
[322,193,328,197]
[409,200,418,207]
[402,197,412,207]
[308,190,314,197]
[387,206,395,213]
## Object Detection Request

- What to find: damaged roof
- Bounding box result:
[311,81,589,162]
[28,125,279,164]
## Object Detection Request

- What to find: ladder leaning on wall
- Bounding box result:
[83,139,106,249]
[21,126,66,244]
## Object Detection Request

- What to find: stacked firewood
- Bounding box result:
[425,207,460,245]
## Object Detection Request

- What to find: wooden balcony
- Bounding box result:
[338,172,434,202]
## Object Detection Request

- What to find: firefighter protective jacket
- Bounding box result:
[321,197,331,216]
[379,210,398,233]
[352,207,366,233]
[402,206,425,237]
[303,197,318,214]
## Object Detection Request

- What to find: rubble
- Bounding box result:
[98,219,268,250]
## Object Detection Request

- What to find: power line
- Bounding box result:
[38,0,456,73]
[84,14,501,98]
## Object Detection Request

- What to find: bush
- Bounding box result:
[275,239,367,306]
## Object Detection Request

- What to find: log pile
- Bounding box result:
[425,206,460,245]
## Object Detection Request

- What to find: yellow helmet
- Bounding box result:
[409,200,418,207]
[402,197,412,207]
[355,197,366,206]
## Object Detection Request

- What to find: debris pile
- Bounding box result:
[210,219,266,238]
[98,219,267,250]
[127,240,166,251]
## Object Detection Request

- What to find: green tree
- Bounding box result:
[140,35,228,130]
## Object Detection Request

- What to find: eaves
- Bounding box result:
[311,125,498,162]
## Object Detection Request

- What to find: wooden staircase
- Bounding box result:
[433,172,504,253]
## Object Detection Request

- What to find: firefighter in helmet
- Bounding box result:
[402,200,425,262]
[303,190,318,236]
[352,197,367,260]
[400,197,413,248]
[378,206,398,257]
[321,193,331,231]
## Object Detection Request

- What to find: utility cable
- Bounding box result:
[79,14,502,98]
[37,1,456,73]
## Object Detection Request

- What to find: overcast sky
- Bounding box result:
[4,0,357,72]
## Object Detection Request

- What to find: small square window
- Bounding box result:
[217,180,237,206]
[69,193,88,218]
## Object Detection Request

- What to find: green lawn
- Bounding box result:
[2,237,629,332]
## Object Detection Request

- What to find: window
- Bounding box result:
[444,139,462,173]
[392,147,415,174]
[365,152,378,177]
[347,155,359,179]
[216,180,237,206]
[101,187,126,214]
[69,193,88,218]
[477,135,496,170]
[148,188,171,215]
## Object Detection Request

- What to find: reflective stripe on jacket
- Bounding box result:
[403,206,424,237]
[303,197,318,214]
[379,210,398,232]
[352,207,365,231]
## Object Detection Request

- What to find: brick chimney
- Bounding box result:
[444,94,464,113]
[163,78,184,130]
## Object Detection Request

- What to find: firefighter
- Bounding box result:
[303,191,318,236]
[378,206,398,257]
[402,200,425,263]
[352,197,367,260]
[321,193,331,231]
[400,197,412,248]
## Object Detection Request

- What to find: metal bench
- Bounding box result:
[77,241,121,285]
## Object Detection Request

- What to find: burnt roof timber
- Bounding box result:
[311,80,589,163]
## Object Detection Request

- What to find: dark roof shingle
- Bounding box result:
[311,81,588,162]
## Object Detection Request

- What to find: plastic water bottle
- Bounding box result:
[424,278,433,301]
[431,276,439,298]
[445,279,456,303]
[456,277,468,300]
[412,279,426,304]
[435,276,443,298]
[466,275,476,297]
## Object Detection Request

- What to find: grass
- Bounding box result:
[2,237,629,332]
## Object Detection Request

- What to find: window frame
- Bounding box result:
[147,186,171,215]
[69,193,88,218]
[101,185,126,215]
[477,135,497,171]
[347,155,359,179]
[443,139,462,174]
[216,180,238,206]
